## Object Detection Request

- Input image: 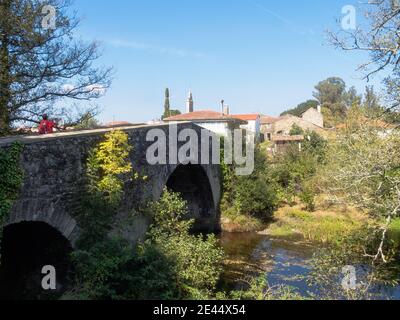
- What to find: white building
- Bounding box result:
[163,92,260,140]
[163,110,245,138]
[230,114,261,140]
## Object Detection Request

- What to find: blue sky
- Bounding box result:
[72,0,382,123]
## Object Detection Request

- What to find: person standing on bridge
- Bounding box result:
[38,114,55,135]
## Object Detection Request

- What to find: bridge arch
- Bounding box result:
[4,201,80,248]
[165,164,220,233]
[0,221,74,300]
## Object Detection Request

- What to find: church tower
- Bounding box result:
[186,91,194,113]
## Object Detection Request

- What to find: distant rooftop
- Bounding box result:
[104,121,134,127]
[163,110,246,124]
[260,115,279,125]
[272,135,305,142]
[230,114,260,121]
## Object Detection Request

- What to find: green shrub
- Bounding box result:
[0,142,24,253]
[221,144,280,224]
[148,190,224,299]
[69,187,224,300]
[388,218,400,248]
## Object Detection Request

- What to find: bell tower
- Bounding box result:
[186,91,194,113]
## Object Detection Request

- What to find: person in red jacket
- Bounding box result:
[38,114,55,135]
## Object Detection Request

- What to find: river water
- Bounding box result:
[218,232,400,300]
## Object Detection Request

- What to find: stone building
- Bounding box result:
[261,107,325,141]
[261,107,325,154]
[301,106,324,128]
[272,135,304,154]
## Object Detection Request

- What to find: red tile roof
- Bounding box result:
[261,115,279,124]
[164,110,246,123]
[230,114,260,121]
[104,121,133,127]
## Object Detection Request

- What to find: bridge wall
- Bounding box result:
[0,123,222,248]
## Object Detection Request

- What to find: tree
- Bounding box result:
[74,112,100,130]
[345,86,362,108]
[0,0,112,135]
[314,77,346,106]
[161,88,181,120]
[328,0,400,114]
[320,117,400,262]
[313,77,348,126]
[364,86,380,111]
[289,124,304,136]
[164,88,170,117]
[281,100,319,117]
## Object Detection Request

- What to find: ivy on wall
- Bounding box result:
[0,142,24,257]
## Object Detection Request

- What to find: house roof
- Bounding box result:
[163,110,246,124]
[261,115,279,125]
[230,114,260,121]
[272,135,305,142]
[104,121,133,127]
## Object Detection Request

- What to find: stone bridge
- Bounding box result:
[0,123,222,252]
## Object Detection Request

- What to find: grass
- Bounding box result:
[264,205,368,244]
[388,218,400,247]
[221,209,265,233]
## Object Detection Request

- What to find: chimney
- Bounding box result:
[317,105,322,113]
[186,91,194,113]
[223,105,230,116]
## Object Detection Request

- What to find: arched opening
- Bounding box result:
[166,164,217,233]
[0,222,74,300]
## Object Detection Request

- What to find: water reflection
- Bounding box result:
[219,232,400,300]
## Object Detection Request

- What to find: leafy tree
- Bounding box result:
[281,100,319,117]
[74,112,100,130]
[221,144,280,221]
[364,86,381,111]
[314,77,346,106]
[313,77,348,126]
[162,109,181,120]
[161,88,182,120]
[328,0,400,117]
[345,86,362,108]
[0,0,112,135]
[70,163,224,300]
[86,130,133,205]
[270,131,327,207]
[148,190,224,299]
[319,116,400,261]
[164,88,170,116]
[289,124,304,136]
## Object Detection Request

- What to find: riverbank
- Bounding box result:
[261,205,369,244]
[219,203,400,299]
[221,200,370,244]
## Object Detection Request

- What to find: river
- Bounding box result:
[218,232,400,300]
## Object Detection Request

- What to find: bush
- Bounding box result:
[221,144,280,224]
[69,189,224,300]
[148,190,224,299]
